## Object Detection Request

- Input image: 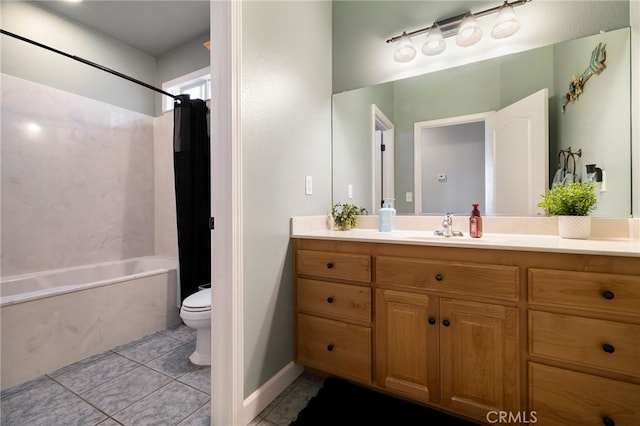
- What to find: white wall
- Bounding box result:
[241,0,332,397]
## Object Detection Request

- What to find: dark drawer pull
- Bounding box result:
[327,297,334,304]
[327,344,334,352]
[428,317,436,325]
[602,290,615,300]
[602,416,615,426]
[602,343,615,354]
[435,274,443,281]
[326,263,334,269]
[442,319,450,327]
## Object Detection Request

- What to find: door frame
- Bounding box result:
[372,105,395,213]
[413,112,493,214]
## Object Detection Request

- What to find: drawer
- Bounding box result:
[296,250,371,283]
[376,256,519,301]
[296,313,371,383]
[530,362,640,426]
[296,279,371,324]
[529,269,640,318]
[529,310,640,378]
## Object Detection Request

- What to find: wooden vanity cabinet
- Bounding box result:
[528,268,640,425]
[293,238,640,425]
[294,246,373,384]
[375,255,520,421]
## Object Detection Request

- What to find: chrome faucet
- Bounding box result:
[434,213,463,237]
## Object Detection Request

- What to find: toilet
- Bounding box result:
[180,288,211,365]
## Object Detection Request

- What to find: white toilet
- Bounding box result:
[180,288,211,365]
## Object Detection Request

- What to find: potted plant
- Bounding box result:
[331,203,367,230]
[537,181,597,239]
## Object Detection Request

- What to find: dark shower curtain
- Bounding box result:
[173,94,211,303]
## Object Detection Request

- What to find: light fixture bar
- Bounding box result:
[386,0,531,44]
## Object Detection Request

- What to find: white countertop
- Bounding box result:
[291,216,640,257]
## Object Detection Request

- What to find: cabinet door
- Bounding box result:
[375,289,438,403]
[440,299,519,419]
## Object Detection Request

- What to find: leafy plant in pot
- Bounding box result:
[331,203,367,230]
[537,181,597,239]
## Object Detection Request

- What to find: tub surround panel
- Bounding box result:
[0,265,179,390]
[1,74,155,276]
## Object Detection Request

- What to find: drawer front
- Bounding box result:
[296,313,371,383]
[530,362,640,426]
[296,278,371,324]
[296,250,371,283]
[376,256,519,301]
[529,269,640,317]
[529,310,640,378]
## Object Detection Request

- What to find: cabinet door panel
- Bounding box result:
[440,299,519,418]
[375,289,438,402]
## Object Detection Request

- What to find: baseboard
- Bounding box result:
[242,361,304,425]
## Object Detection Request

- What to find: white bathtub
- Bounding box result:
[0,256,180,390]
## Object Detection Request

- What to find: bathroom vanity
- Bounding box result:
[291,220,640,425]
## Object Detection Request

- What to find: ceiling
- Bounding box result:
[33,0,210,57]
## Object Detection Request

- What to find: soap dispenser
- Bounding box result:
[469,203,483,238]
[379,198,396,232]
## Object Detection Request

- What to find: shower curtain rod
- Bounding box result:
[0,29,182,102]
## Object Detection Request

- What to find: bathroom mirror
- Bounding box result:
[332,28,632,217]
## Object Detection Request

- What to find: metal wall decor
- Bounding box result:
[562,42,607,113]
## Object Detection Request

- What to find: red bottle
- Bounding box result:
[469,203,483,238]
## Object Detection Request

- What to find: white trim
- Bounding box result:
[413,112,492,214]
[162,66,211,91]
[371,105,395,213]
[242,362,304,425]
[211,0,243,425]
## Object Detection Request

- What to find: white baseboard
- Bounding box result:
[242,362,304,425]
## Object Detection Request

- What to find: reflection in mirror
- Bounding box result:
[332,27,631,217]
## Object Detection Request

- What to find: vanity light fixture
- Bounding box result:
[388,0,531,63]
[422,25,446,56]
[393,32,417,63]
[456,14,483,47]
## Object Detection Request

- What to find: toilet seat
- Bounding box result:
[182,288,211,311]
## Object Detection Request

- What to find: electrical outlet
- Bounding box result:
[305,176,312,195]
[406,192,413,202]
[348,184,353,199]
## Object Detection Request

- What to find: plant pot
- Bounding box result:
[557,216,591,239]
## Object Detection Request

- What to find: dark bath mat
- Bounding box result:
[289,377,479,426]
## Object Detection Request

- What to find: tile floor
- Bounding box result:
[1,323,323,426]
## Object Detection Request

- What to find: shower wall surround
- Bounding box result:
[1,74,155,276]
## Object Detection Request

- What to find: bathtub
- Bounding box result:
[0,256,180,390]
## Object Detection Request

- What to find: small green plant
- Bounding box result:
[537,181,597,216]
[331,203,367,230]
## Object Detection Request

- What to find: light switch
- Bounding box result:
[348,184,353,199]
[406,192,413,202]
[305,176,312,195]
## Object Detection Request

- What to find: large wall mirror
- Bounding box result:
[332,27,631,217]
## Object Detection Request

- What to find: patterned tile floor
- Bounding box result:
[1,323,323,426]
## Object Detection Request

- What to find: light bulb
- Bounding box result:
[393,33,417,63]
[422,26,446,56]
[491,5,520,39]
[456,15,483,47]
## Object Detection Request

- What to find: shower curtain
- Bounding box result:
[173,94,211,302]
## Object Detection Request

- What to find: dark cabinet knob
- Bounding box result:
[326,263,334,269]
[602,290,615,300]
[602,343,615,354]
[327,344,334,352]
[327,297,334,304]
[442,319,450,327]
[602,416,615,426]
[428,317,436,325]
[435,274,443,281]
